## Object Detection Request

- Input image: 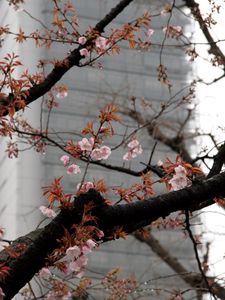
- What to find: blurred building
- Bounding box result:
[0,1,197,299]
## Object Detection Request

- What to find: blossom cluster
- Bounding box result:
[60,137,111,175]
[63,239,96,278]
[60,155,81,175]
[41,242,94,280]
[39,205,56,218]
[79,137,111,160]
[123,138,143,160]
[168,165,190,191]
[79,35,109,59]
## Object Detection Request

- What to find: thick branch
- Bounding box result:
[1,0,135,113]
[1,172,225,298]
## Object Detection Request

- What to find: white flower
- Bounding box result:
[66,164,81,175]
[39,267,52,279]
[95,37,108,50]
[60,155,70,166]
[79,48,89,58]
[78,137,94,152]
[39,206,56,218]
[91,146,111,160]
[78,36,87,45]
[66,245,81,260]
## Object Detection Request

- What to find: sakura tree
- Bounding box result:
[0,0,225,299]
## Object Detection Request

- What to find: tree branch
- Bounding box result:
[183,0,225,64]
[1,0,135,114]
[135,231,225,299]
[1,171,225,298]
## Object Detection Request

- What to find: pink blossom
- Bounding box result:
[169,175,189,191]
[66,245,81,260]
[66,164,81,175]
[91,146,111,160]
[69,255,88,272]
[169,165,190,191]
[174,165,187,176]
[78,137,94,152]
[82,245,92,255]
[60,155,70,166]
[86,239,96,249]
[95,36,108,50]
[39,267,52,279]
[69,261,80,272]
[128,139,143,155]
[99,146,111,159]
[76,270,85,278]
[128,139,139,149]
[146,28,154,40]
[77,181,94,192]
[77,255,88,267]
[79,48,89,58]
[123,151,133,161]
[82,239,96,254]
[97,230,104,239]
[162,26,168,34]
[123,139,143,160]
[39,206,56,218]
[56,90,68,99]
[157,160,163,166]
[78,36,87,45]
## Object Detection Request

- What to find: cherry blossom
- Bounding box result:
[95,36,108,51]
[146,28,154,41]
[157,159,163,166]
[39,206,56,218]
[82,239,96,255]
[169,174,189,191]
[174,165,187,177]
[60,155,70,166]
[76,270,85,278]
[79,48,89,58]
[123,152,132,161]
[123,138,143,160]
[168,165,190,191]
[66,245,81,260]
[86,239,96,249]
[69,255,88,271]
[77,181,94,192]
[6,142,18,158]
[39,267,52,279]
[66,163,81,175]
[78,137,94,152]
[56,90,68,99]
[90,145,111,160]
[97,230,104,239]
[78,36,87,45]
